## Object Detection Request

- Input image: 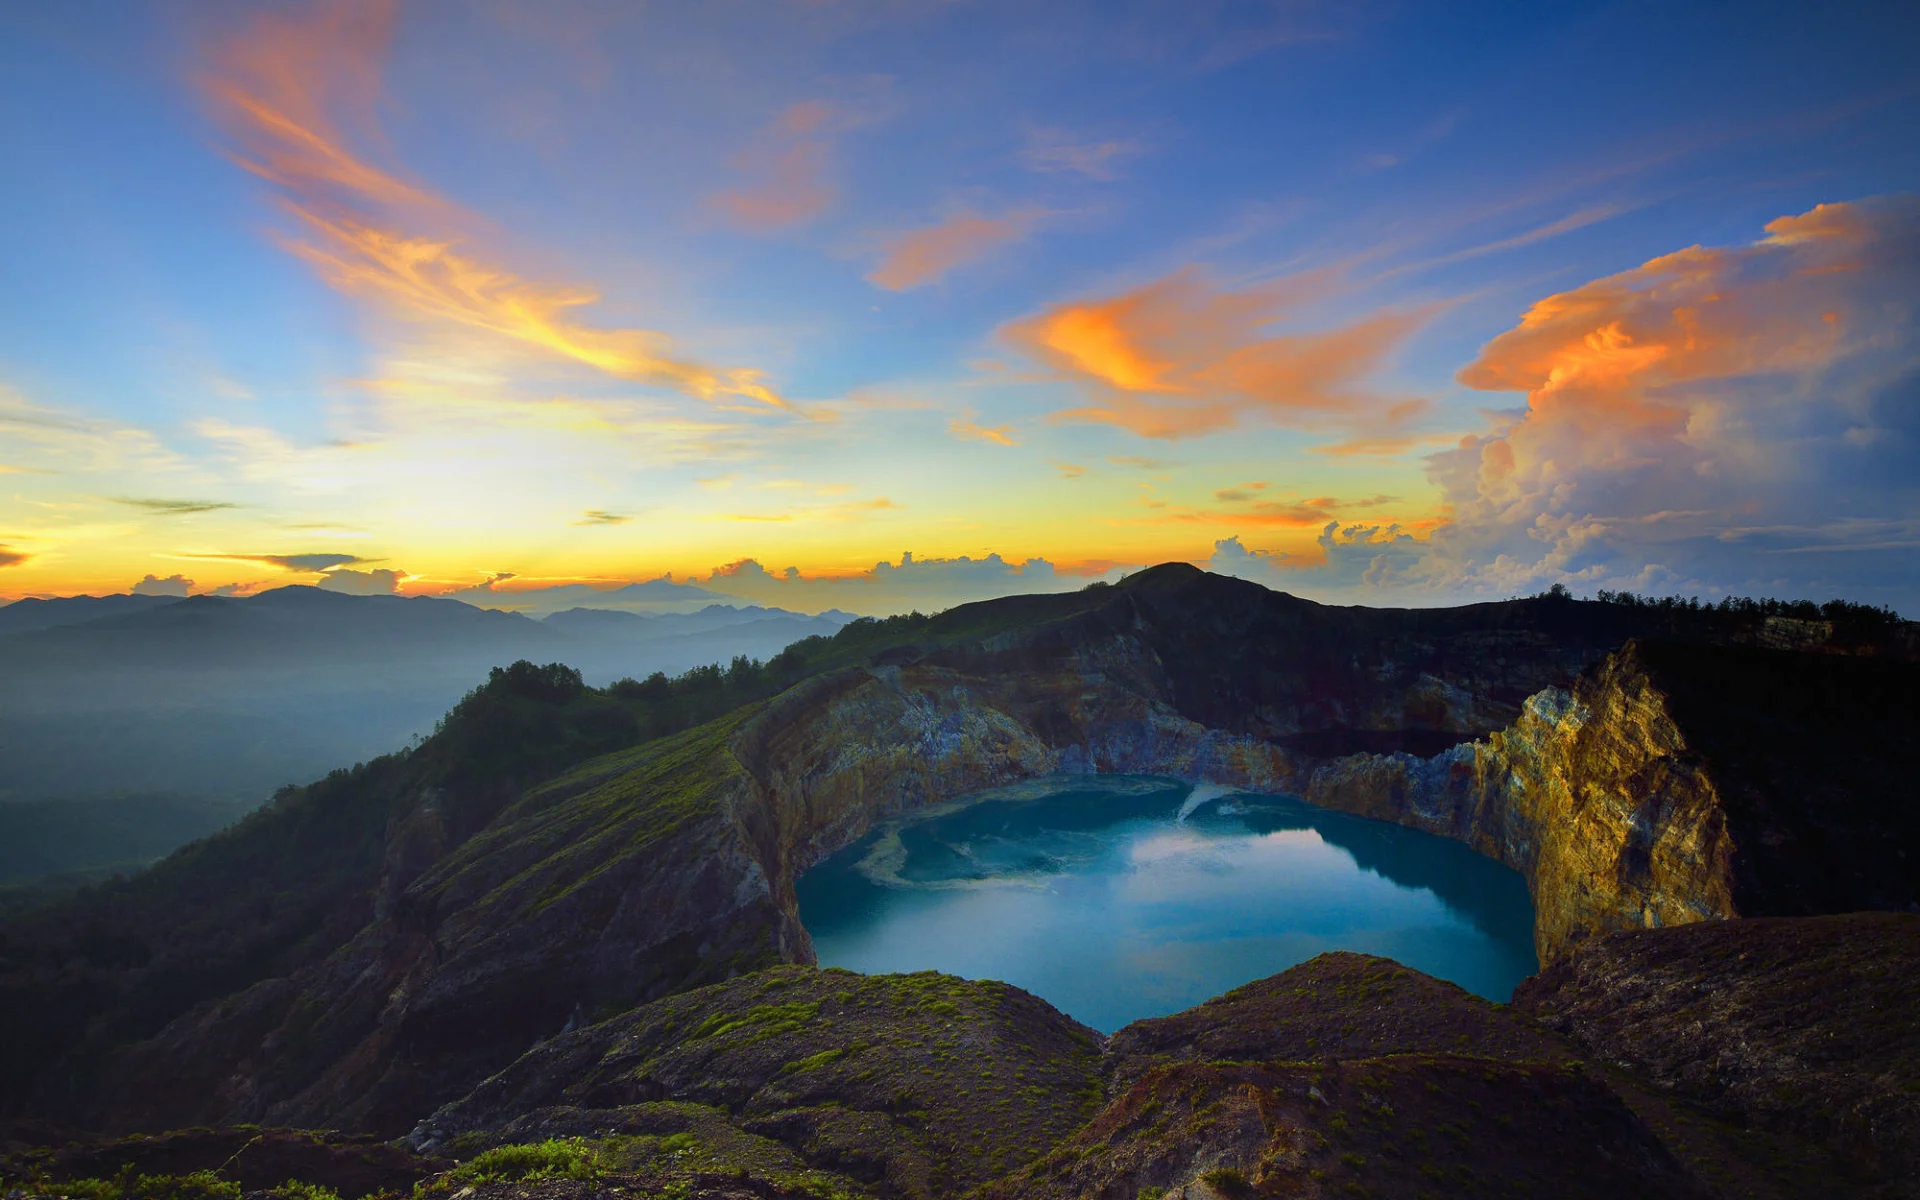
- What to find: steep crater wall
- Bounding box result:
[24,570,1916,1138]
[726,637,1920,969]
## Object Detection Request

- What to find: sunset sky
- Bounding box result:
[2,0,1916,613]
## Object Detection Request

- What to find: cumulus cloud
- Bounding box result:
[1403,197,1920,603]
[132,574,194,596]
[867,210,1043,290]
[317,567,406,594]
[1004,267,1427,438]
[1226,198,1920,607]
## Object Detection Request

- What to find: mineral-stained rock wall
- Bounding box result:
[1297,640,1920,961]
[1297,648,1739,961]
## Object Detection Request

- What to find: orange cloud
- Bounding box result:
[1128,490,1403,529]
[199,0,434,211]
[1004,267,1425,438]
[948,414,1017,446]
[1308,398,1438,457]
[201,0,789,411]
[1414,196,1920,594]
[867,210,1042,290]
[711,100,841,229]
[1449,208,1871,513]
[282,208,789,408]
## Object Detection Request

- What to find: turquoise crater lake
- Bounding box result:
[796,776,1538,1033]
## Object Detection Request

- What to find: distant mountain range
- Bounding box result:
[0,587,850,880]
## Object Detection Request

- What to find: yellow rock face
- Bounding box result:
[1299,646,1744,962]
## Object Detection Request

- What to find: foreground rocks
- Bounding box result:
[1516,911,1920,1191]
[411,964,1106,1198]
[8,915,1916,1199]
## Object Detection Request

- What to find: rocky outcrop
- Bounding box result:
[409,964,1106,1200]
[1297,640,1920,960]
[13,931,1913,1199]
[1514,912,1920,1194]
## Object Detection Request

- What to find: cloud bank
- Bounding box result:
[1212,199,1920,607]
[699,551,1125,614]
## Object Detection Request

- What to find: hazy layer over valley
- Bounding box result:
[0,586,848,888]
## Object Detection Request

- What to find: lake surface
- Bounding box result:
[796,776,1538,1032]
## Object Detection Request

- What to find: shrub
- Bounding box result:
[449,1139,598,1184]
[1198,1167,1251,1196]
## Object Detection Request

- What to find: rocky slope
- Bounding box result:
[10,926,1913,1199]
[4,566,1913,1141]
[412,964,1106,1199]
[1515,912,1920,1193]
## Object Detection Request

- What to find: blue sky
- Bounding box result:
[2,0,1916,612]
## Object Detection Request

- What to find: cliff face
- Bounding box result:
[1298,640,1920,960]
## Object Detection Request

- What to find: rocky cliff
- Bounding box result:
[1299,640,1920,959]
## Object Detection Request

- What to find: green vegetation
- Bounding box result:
[690,999,820,1042]
[447,1139,598,1185]
[260,1183,340,1200]
[29,1171,239,1200]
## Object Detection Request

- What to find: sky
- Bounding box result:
[2,0,1917,615]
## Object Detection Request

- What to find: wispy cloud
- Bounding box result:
[111,496,239,516]
[868,209,1044,290]
[201,0,791,411]
[948,414,1017,446]
[711,100,841,230]
[0,545,26,569]
[574,510,633,525]
[192,551,374,573]
[1024,128,1144,181]
[717,496,899,524]
[1133,490,1402,529]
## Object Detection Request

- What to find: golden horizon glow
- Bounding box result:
[4,4,1914,613]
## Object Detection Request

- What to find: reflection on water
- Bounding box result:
[796,775,1538,1033]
